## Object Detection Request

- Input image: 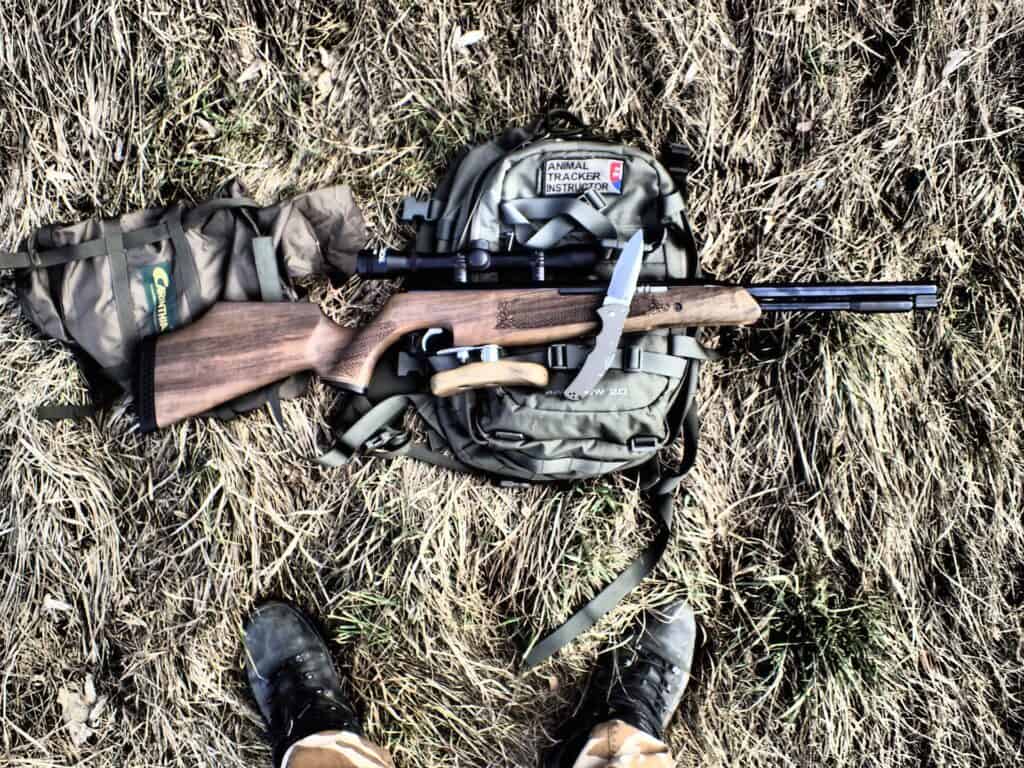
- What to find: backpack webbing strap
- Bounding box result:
[183,196,260,228]
[670,335,721,362]
[501,196,619,250]
[167,204,202,317]
[521,406,699,670]
[662,143,691,203]
[252,236,283,302]
[506,342,713,374]
[103,219,137,352]
[317,393,473,473]
[376,439,473,474]
[35,354,129,422]
[522,486,673,669]
[35,403,100,420]
[316,394,420,467]
[429,126,534,253]
[1,221,175,270]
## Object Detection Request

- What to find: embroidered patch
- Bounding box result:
[141,262,179,333]
[541,158,624,196]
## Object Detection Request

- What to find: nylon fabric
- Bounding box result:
[522,484,675,669]
[467,141,675,256]
[524,197,619,249]
[167,204,201,317]
[13,182,366,418]
[102,219,137,360]
[321,119,708,668]
[669,334,720,361]
[316,395,424,468]
[253,236,284,302]
[504,344,697,377]
[1,221,173,270]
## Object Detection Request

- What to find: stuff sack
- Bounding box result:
[324,113,716,667]
[2,183,366,419]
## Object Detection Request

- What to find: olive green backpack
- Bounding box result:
[1,183,366,421]
[321,114,717,668]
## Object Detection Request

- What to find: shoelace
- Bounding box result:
[606,649,676,737]
[268,651,352,737]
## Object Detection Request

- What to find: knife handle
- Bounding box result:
[564,303,626,400]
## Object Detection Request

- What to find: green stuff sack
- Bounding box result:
[2,183,366,420]
[322,113,715,668]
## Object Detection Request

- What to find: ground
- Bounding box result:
[1,1,1022,766]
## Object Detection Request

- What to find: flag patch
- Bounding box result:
[541,158,625,196]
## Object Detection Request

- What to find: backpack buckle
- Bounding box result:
[364,427,410,454]
[628,435,659,452]
[492,430,526,444]
[436,343,503,364]
[547,344,570,370]
[400,196,441,223]
[623,346,644,373]
[578,188,608,211]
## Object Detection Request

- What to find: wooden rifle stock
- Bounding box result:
[138,284,761,430]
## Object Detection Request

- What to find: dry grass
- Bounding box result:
[2,1,1023,766]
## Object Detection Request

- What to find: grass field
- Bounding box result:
[1,1,1022,766]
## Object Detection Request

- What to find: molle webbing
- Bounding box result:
[0,196,259,272]
[2,221,177,270]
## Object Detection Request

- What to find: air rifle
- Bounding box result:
[135,272,937,431]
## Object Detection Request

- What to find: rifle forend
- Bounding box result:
[134,283,762,430]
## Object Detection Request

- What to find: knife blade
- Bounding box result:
[563,231,644,400]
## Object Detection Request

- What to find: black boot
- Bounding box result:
[243,601,361,767]
[544,600,697,767]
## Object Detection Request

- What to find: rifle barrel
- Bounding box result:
[747,282,938,312]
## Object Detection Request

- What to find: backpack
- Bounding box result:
[1,182,367,420]
[320,113,717,668]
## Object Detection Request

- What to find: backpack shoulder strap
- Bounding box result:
[404,125,534,253]
[520,409,699,671]
[317,393,472,475]
[521,488,673,670]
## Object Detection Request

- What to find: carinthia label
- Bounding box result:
[542,158,624,195]
[141,262,179,333]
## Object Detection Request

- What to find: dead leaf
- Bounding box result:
[57,675,103,747]
[195,117,217,139]
[453,27,486,55]
[458,30,485,48]
[45,168,76,184]
[42,594,73,614]
[301,63,324,84]
[796,120,814,133]
[791,4,811,22]
[236,59,262,84]
[316,69,334,100]
[319,47,339,72]
[89,695,108,726]
[942,49,971,79]
[684,62,699,86]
